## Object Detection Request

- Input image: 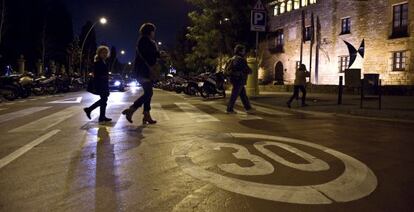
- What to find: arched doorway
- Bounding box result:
[274,61,284,85]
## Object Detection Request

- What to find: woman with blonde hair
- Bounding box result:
[83,45,112,122]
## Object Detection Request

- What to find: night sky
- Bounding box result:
[63,0,194,63]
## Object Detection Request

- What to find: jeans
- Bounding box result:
[88,94,108,118]
[288,85,307,104]
[227,81,251,112]
[132,81,153,112]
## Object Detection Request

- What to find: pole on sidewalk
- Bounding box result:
[338,76,343,105]
[379,79,382,110]
[360,79,364,109]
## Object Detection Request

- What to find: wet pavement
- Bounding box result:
[0,88,413,212]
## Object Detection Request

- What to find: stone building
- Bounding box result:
[260,0,414,85]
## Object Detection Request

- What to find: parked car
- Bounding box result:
[109,74,125,91]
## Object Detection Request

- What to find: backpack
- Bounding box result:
[224,57,236,76]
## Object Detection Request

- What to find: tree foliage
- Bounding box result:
[184,0,257,73]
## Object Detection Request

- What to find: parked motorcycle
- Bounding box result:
[32,75,57,95]
[199,72,227,99]
[0,76,19,101]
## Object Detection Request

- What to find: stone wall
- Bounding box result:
[261,0,414,85]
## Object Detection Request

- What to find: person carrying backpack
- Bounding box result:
[225,44,253,114]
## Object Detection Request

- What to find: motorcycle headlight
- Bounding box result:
[114,81,121,86]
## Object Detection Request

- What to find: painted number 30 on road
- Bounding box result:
[172,133,377,205]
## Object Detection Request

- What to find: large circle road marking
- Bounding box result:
[172,133,378,205]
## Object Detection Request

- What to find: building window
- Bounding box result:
[392,51,407,71]
[310,0,317,4]
[338,56,349,72]
[280,2,286,14]
[341,17,351,34]
[301,0,308,7]
[392,3,408,38]
[287,0,293,12]
[274,5,279,16]
[305,26,312,41]
[269,29,284,53]
[294,0,300,9]
[276,29,284,48]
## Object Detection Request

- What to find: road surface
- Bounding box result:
[0,88,413,211]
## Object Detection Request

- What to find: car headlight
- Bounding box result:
[128,81,137,87]
[114,81,121,86]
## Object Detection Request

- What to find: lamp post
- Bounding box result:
[79,17,107,79]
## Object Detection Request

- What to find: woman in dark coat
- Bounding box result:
[122,23,160,124]
[83,46,112,122]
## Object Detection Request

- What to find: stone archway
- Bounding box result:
[274,61,284,85]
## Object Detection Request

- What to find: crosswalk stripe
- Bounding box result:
[175,102,219,123]
[0,107,51,124]
[152,103,170,121]
[206,103,262,120]
[0,130,60,169]
[9,106,79,132]
[243,104,292,116]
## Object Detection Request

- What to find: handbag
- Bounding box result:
[86,77,99,95]
[137,47,160,81]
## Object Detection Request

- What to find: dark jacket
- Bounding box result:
[229,55,252,85]
[134,36,160,80]
[93,59,110,96]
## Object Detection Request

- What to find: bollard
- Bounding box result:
[17,55,26,74]
[246,57,260,97]
[338,76,343,105]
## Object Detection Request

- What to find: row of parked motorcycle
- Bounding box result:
[0,72,85,101]
[155,72,227,99]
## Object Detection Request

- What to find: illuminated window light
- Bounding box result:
[294,0,300,9]
[280,2,286,14]
[287,0,293,11]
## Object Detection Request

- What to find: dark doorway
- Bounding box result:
[274,61,284,85]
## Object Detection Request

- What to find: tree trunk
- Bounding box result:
[0,0,6,46]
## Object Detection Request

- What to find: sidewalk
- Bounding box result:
[250,91,414,123]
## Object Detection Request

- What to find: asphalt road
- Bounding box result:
[0,88,413,212]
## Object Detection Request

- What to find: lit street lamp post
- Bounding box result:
[79,17,107,79]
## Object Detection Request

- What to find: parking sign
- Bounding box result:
[251,0,267,32]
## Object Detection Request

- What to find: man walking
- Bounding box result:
[287,64,310,108]
[225,44,253,114]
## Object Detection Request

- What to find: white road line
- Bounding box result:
[18,100,27,103]
[0,108,7,111]
[206,103,262,120]
[152,103,170,121]
[9,106,79,132]
[29,98,37,101]
[175,102,219,123]
[4,102,15,105]
[0,107,51,124]
[0,130,60,169]
[49,97,82,104]
[245,104,291,116]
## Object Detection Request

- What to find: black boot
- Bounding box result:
[122,107,137,123]
[83,108,92,120]
[98,105,112,122]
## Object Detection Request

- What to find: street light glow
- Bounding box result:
[121,50,126,55]
[99,17,108,25]
[128,62,132,65]
[158,41,162,46]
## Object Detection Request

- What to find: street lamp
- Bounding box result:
[79,17,108,79]
[120,50,126,55]
[157,41,162,46]
[128,61,132,65]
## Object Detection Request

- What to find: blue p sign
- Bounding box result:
[251,10,266,32]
